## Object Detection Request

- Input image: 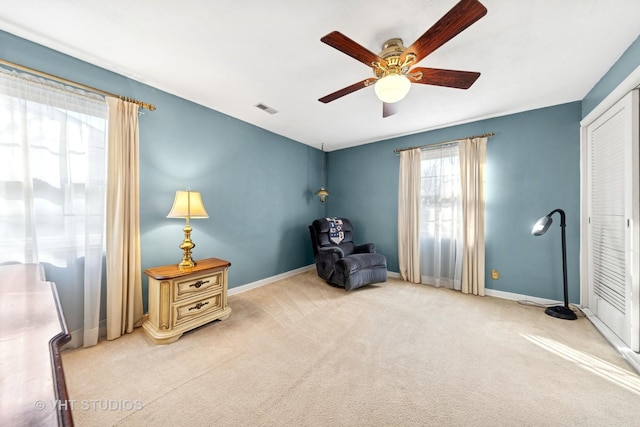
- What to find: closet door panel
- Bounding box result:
[587,89,639,351]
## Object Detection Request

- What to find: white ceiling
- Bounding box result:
[0,1,639,151]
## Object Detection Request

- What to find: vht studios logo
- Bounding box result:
[35,399,143,411]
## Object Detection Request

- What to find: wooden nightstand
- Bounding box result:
[142,257,231,344]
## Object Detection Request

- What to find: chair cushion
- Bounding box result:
[333,254,387,290]
[343,266,388,291]
[338,253,387,274]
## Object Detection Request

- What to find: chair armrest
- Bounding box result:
[318,246,345,258]
[353,243,375,254]
[315,247,344,281]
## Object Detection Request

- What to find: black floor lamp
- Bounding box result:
[531,208,577,320]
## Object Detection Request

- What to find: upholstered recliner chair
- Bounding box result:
[309,217,387,290]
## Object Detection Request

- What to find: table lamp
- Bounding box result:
[167,189,209,269]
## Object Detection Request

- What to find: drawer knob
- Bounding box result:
[189,301,209,311]
[190,279,210,289]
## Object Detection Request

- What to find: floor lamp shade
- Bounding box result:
[531,215,552,236]
[531,208,577,320]
[167,190,209,269]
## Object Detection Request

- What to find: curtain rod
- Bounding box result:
[393,132,494,154]
[0,58,156,111]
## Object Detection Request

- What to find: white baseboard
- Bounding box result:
[484,288,562,306]
[64,319,107,350]
[485,289,640,374]
[387,271,401,279]
[63,268,640,374]
[228,267,401,295]
[582,308,640,374]
[228,264,316,295]
[64,329,83,349]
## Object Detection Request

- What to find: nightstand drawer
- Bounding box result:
[174,270,223,302]
[173,293,223,327]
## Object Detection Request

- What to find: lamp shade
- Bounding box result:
[531,215,552,236]
[374,74,411,103]
[167,190,209,219]
[315,186,329,203]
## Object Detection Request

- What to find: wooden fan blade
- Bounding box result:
[321,31,385,67]
[319,79,376,103]
[383,102,399,118]
[402,0,487,64]
[410,67,480,89]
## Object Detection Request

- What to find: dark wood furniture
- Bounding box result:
[0,263,73,426]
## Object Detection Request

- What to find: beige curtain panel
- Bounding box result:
[459,137,487,296]
[397,148,422,283]
[106,97,144,340]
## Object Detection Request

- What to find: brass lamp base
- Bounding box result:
[177,223,197,270]
[177,257,195,270]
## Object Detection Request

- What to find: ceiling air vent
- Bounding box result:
[255,103,278,115]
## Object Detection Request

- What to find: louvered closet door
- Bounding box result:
[587,90,639,351]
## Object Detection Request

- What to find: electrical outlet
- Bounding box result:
[491,269,499,280]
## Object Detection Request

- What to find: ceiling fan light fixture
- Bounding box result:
[374,74,411,103]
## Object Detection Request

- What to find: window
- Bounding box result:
[0,68,108,266]
[419,144,462,289]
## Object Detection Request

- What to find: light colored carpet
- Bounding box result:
[62,270,640,426]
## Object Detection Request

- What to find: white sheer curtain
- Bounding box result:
[0,68,108,347]
[419,144,463,289]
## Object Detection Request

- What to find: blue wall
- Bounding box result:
[582,35,640,118]
[0,30,326,332]
[2,27,639,333]
[327,103,582,303]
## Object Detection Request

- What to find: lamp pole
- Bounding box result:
[545,208,577,320]
[555,208,569,310]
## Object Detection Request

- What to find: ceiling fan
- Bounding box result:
[318,0,487,117]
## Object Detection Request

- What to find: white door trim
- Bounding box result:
[580,64,640,307]
[581,64,640,127]
[580,64,640,361]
